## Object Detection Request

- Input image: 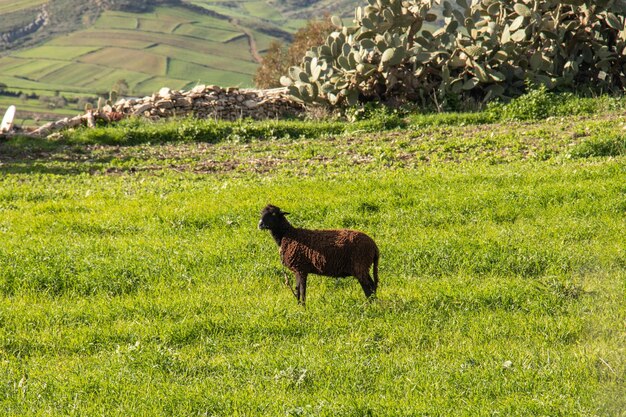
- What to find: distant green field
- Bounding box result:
[137,16,184,34]
[0,2,294,121]
[252,30,283,52]
[0,75,93,94]
[0,0,45,14]
[167,58,251,86]
[152,44,257,74]
[173,23,242,43]
[93,13,139,30]
[49,32,157,50]
[13,45,100,60]
[134,76,194,94]
[79,47,168,74]
[6,59,70,81]
[243,0,284,20]
[189,0,259,20]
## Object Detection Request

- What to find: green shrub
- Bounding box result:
[487,86,614,121]
[283,0,626,108]
[570,135,626,158]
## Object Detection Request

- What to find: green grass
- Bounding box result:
[173,23,243,43]
[1,59,70,81]
[137,16,184,34]
[0,0,45,14]
[167,59,252,85]
[93,13,139,30]
[79,47,168,74]
[0,107,624,415]
[48,33,156,49]
[243,0,284,20]
[12,45,100,60]
[152,44,257,74]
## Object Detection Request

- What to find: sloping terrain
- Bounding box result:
[0,0,361,124]
[0,4,278,96]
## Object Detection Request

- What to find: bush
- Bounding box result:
[254,18,334,89]
[486,85,618,121]
[282,0,626,108]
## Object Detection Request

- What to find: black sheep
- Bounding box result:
[258,204,379,305]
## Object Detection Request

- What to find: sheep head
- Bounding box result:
[258,204,290,231]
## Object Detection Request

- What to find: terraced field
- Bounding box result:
[0,6,265,97]
[0,0,360,125]
[0,0,45,14]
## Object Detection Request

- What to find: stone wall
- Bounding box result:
[115,85,303,120]
[29,85,304,137]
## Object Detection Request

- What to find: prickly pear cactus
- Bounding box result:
[282,0,626,107]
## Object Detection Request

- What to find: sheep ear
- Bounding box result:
[281,211,290,216]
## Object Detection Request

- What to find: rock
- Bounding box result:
[191,84,206,94]
[133,103,153,115]
[67,116,83,128]
[174,97,193,107]
[155,100,174,109]
[22,86,305,137]
[158,87,172,98]
[243,100,258,109]
[86,111,95,128]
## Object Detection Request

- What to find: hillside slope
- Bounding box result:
[0,0,364,125]
[0,1,276,93]
[0,0,357,93]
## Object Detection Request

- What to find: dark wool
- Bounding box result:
[259,205,379,305]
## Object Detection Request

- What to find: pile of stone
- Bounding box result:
[27,85,304,137]
[115,85,303,120]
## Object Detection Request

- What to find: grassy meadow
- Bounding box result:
[0,100,624,415]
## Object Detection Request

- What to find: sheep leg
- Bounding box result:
[295,272,308,306]
[355,272,376,299]
[282,269,298,299]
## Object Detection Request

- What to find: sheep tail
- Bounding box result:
[372,248,379,291]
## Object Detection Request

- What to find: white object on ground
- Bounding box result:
[0,105,16,133]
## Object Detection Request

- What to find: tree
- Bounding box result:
[112,79,129,97]
[254,17,334,89]
[254,41,288,89]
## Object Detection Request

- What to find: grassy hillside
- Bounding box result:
[0,0,46,14]
[1,6,264,96]
[0,103,624,415]
[0,0,346,124]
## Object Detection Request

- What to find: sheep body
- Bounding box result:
[259,205,379,305]
[280,229,378,279]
